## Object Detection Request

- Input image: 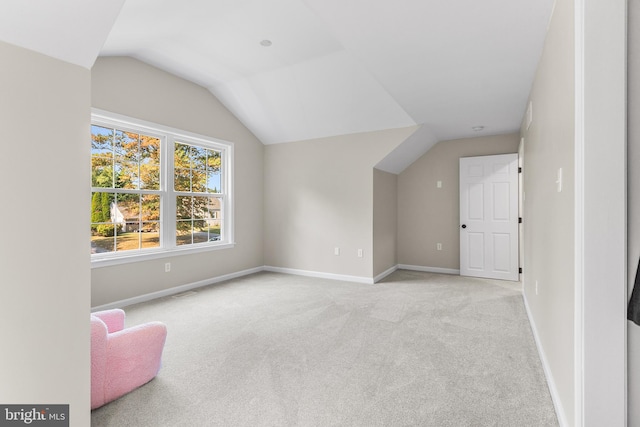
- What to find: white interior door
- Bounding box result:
[459,153,519,281]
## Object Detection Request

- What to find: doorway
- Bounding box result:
[459,153,519,281]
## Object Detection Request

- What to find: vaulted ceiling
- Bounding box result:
[0,0,554,171]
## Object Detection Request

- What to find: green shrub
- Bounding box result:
[96,224,115,237]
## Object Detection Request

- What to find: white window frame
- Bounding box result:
[91,109,234,268]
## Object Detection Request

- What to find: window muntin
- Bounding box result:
[174,141,224,247]
[174,142,222,193]
[91,126,161,190]
[176,196,222,245]
[90,111,233,262]
[90,192,161,253]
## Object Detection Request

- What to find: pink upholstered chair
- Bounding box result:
[91,309,167,410]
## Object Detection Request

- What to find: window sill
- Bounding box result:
[91,242,236,268]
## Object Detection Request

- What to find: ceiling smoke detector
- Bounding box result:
[260,39,272,47]
[472,126,485,132]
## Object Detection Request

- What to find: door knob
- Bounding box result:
[461,224,467,229]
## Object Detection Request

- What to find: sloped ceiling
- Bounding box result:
[100,0,554,149]
[0,0,554,172]
[0,0,125,69]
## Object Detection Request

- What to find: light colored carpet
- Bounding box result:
[91,270,558,426]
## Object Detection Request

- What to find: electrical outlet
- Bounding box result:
[436,180,442,188]
[436,243,442,251]
[357,249,363,258]
[334,247,340,256]
[165,262,171,273]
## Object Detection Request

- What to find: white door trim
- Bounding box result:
[575,0,627,425]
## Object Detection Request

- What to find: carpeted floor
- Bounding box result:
[91,270,558,426]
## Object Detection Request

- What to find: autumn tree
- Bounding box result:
[174,143,221,236]
[92,126,162,237]
[91,126,221,242]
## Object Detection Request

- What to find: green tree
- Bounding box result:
[91,192,115,237]
[100,193,111,220]
[90,193,103,230]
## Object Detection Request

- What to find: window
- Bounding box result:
[91,110,233,265]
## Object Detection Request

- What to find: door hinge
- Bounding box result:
[519,267,523,274]
[518,167,522,173]
[519,217,522,224]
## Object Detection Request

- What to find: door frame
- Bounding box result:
[459,153,519,281]
[518,137,524,284]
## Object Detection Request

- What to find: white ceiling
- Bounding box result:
[0,0,125,69]
[0,0,554,171]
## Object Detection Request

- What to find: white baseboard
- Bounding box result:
[93,265,378,311]
[374,265,398,283]
[263,265,374,284]
[91,266,264,311]
[397,264,460,275]
[522,291,568,427]
[93,264,459,311]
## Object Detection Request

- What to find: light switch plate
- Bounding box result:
[556,168,563,192]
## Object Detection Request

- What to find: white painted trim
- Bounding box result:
[574,0,585,423]
[91,108,236,147]
[93,265,379,311]
[397,264,460,275]
[575,0,627,425]
[91,266,263,311]
[263,266,374,284]
[90,108,235,266]
[91,242,236,268]
[523,291,568,427]
[373,265,398,283]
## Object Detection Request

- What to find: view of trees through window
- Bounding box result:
[91,121,226,256]
[91,125,161,254]
[174,142,222,246]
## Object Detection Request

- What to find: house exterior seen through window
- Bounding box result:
[90,110,233,264]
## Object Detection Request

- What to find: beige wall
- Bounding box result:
[91,57,264,307]
[397,133,519,271]
[0,41,91,425]
[373,169,398,277]
[630,0,640,424]
[264,126,417,280]
[520,0,575,424]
